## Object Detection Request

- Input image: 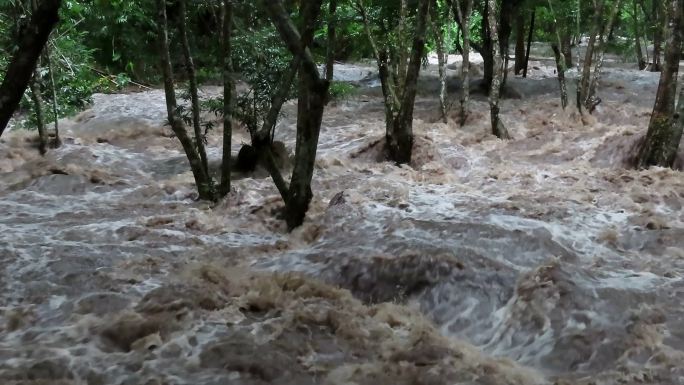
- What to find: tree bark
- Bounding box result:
[450,0,474,126]
[178,0,210,175]
[265,0,330,230]
[487,0,511,139]
[156,0,214,201]
[481,0,494,90]
[548,0,568,109]
[636,0,682,168]
[632,0,647,70]
[585,0,623,112]
[29,72,48,155]
[514,9,526,75]
[43,47,61,147]
[219,0,234,198]
[325,0,337,82]
[651,0,663,72]
[578,0,605,107]
[433,9,448,123]
[0,0,62,138]
[523,9,535,78]
[386,0,431,164]
[561,32,573,68]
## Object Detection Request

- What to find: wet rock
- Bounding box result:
[236,144,258,172]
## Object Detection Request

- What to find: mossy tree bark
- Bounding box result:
[156,0,215,201]
[0,0,61,138]
[635,0,683,168]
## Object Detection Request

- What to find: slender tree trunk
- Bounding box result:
[651,0,663,71]
[561,32,573,67]
[29,72,48,155]
[585,0,622,112]
[498,0,517,88]
[487,0,510,139]
[156,0,214,201]
[632,0,647,70]
[325,0,337,82]
[219,0,234,198]
[523,9,535,78]
[452,0,473,126]
[0,0,61,138]
[578,0,605,109]
[434,12,448,123]
[265,0,330,230]
[43,47,61,147]
[178,0,210,175]
[482,0,494,90]
[386,0,431,164]
[636,0,682,168]
[548,0,568,108]
[514,9,526,74]
[254,56,300,203]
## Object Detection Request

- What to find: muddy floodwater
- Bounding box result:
[1,57,684,385]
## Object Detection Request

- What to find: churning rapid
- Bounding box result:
[1,54,684,385]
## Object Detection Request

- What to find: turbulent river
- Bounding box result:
[1,57,684,385]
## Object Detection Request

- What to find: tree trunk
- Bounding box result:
[29,72,48,155]
[636,0,682,168]
[514,9,526,75]
[386,0,431,164]
[434,14,448,123]
[548,0,568,109]
[325,0,337,82]
[632,0,647,70]
[498,0,517,88]
[651,0,663,71]
[451,0,473,126]
[43,48,61,147]
[156,0,214,201]
[481,0,494,91]
[219,0,234,198]
[578,0,605,110]
[265,0,330,230]
[0,0,61,138]
[585,0,622,112]
[523,9,535,78]
[561,32,573,68]
[487,0,510,139]
[178,0,210,175]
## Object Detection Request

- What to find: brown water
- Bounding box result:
[1,61,684,385]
